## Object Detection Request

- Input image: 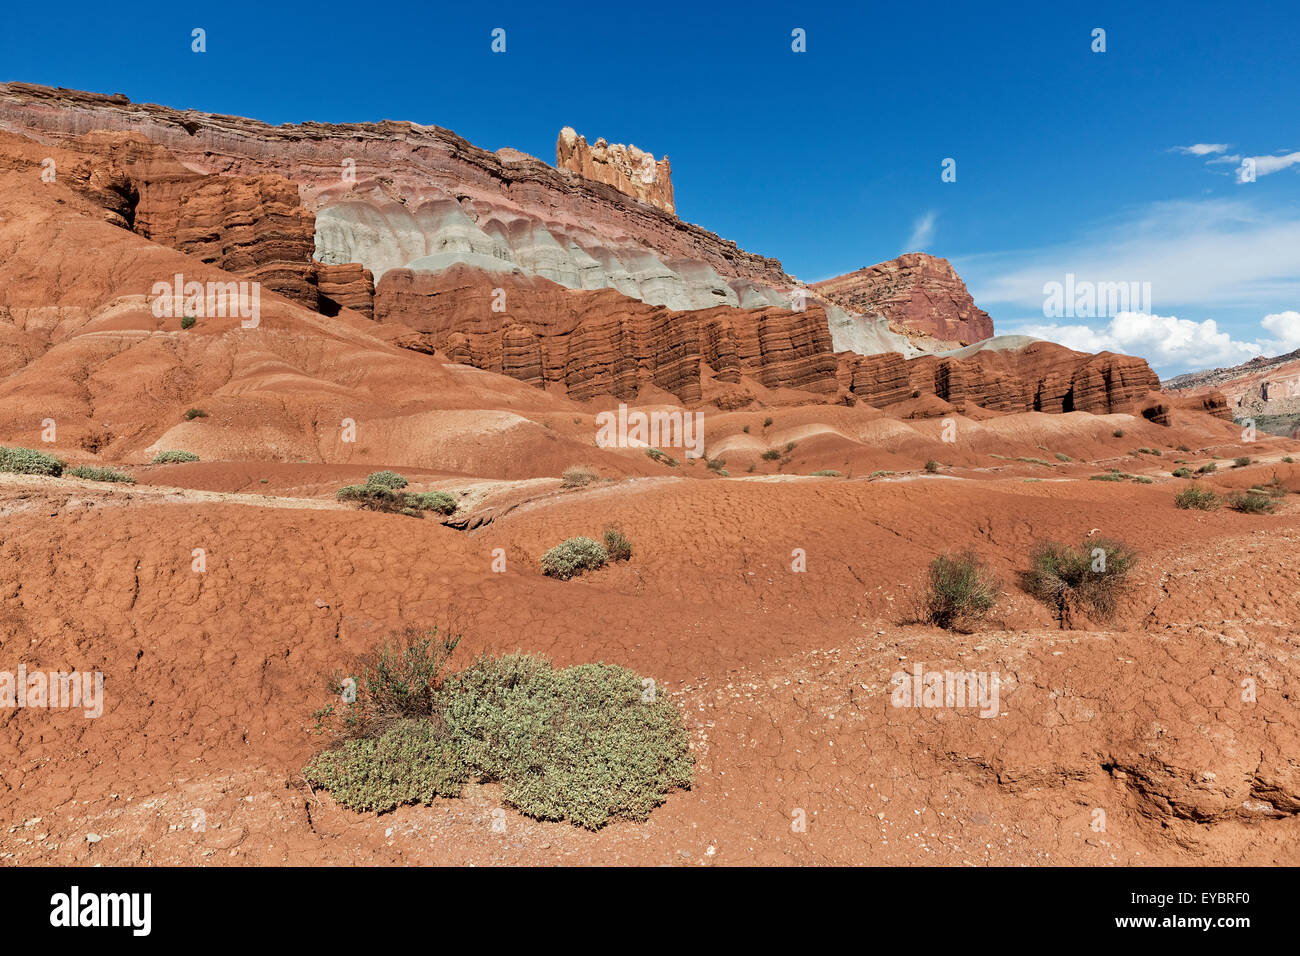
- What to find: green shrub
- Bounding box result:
[366,470,408,490]
[1227,491,1276,514]
[1174,484,1219,510]
[561,466,599,488]
[1055,453,1072,462]
[1233,456,1252,468]
[180,315,196,330]
[742,425,750,433]
[920,549,997,631]
[645,448,679,467]
[924,460,940,473]
[1090,472,1126,482]
[1197,462,1217,474]
[1176,445,1191,453]
[810,469,841,477]
[408,491,457,515]
[706,457,726,471]
[1283,456,1295,464]
[1172,467,1192,478]
[602,527,633,562]
[1132,476,1154,484]
[540,536,608,580]
[0,445,65,477]
[150,450,199,464]
[1024,538,1137,621]
[184,408,208,421]
[1112,429,1125,438]
[763,417,774,428]
[761,449,781,461]
[869,470,894,478]
[785,441,797,453]
[66,465,135,484]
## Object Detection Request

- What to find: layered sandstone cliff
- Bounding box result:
[1166,348,1300,431]
[556,127,674,214]
[814,253,995,345]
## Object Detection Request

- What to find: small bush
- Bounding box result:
[603,527,633,562]
[763,417,774,428]
[645,448,679,467]
[810,469,841,477]
[1197,462,1218,474]
[184,408,208,421]
[1112,429,1125,438]
[869,470,894,478]
[921,550,998,631]
[540,536,608,580]
[785,441,797,453]
[1283,456,1295,464]
[1233,456,1252,468]
[561,466,599,488]
[1090,472,1126,482]
[1227,491,1276,514]
[0,445,65,477]
[1174,484,1219,510]
[180,315,196,330]
[66,465,135,484]
[924,460,939,473]
[742,425,750,433]
[761,449,781,461]
[706,457,726,471]
[366,470,408,490]
[151,450,199,464]
[1177,445,1191,453]
[1055,453,1071,462]
[1024,538,1137,622]
[1131,475,1154,484]
[1172,467,1192,478]
[408,491,457,515]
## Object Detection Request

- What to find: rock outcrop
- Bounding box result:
[556,127,674,214]
[813,253,995,345]
[312,261,375,317]
[1165,347,1300,432]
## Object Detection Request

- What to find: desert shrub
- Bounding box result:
[746,463,756,473]
[1024,538,1137,621]
[761,449,781,461]
[1233,456,1252,468]
[1283,456,1295,464]
[1018,457,1050,466]
[810,469,841,477]
[150,450,199,464]
[1090,472,1125,482]
[1174,485,1219,510]
[184,408,208,421]
[706,457,726,471]
[603,527,633,562]
[763,417,774,428]
[408,491,457,515]
[869,470,894,478]
[540,536,608,580]
[785,441,797,453]
[180,314,196,330]
[1112,429,1125,438]
[1228,491,1276,514]
[1177,445,1191,452]
[66,465,135,484]
[1172,467,1192,478]
[1131,476,1154,484]
[645,448,679,467]
[366,470,408,490]
[0,445,65,477]
[336,484,376,502]
[1055,453,1072,462]
[742,425,750,433]
[1197,462,1217,474]
[921,550,997,631]
[924,460,940,473]
[561,466,599,488]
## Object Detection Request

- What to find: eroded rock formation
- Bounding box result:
[556,127,674,214]
[814,253,995,345]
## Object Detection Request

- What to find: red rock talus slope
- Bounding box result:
[556,126,675,214]
[814,252,995,345]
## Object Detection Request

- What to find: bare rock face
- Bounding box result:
[841,340,1159,415]
[312,261,374,317]
[1166,348,1300,432]
[556,127,674,215]
[813,253,995,345]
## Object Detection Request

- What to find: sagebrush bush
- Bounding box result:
[1172,467,1192,478]
[408,491,457,515]
[366,470,408,489]
[763,417,774,427]
[180,315,196,330]
[336,484,456,517]
[1228,491,1276,514]
[66,465,135,484]
[603,527,633,562]
[1024,538,1137,621]
[151,450,199,464]
[924,460,940,473]
[562,466,599,488]
[1090,472,1126,481]
[1055,453,1072,462]
[706,457,726,471]
[761,449,781,461]
[810,469,841,477]
[1233,456,1252,468]
[184,408,208,421]
[1197,462,1217,474]
[1174,485,1219,510]
[921,550,997,631]
[1112,429,1125,438]
[304,639,693,829]
[540,536,608,579]
[645,448,679,467]
[0,445,65,477]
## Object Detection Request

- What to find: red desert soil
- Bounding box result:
[2,455,1298,866]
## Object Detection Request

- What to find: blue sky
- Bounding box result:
[3,0,1298,375]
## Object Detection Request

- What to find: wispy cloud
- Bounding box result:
[1171,143,1231,156]
[904,211,936,252]
[1237,151,1300,182]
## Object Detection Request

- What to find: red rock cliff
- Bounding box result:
[556,127,674,214]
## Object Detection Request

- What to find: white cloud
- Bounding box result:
[904,211,936,252]
[1261,310,1300,354]
[1011,311,1263,376]
[1172,143,1231,156]
[1237,151,1300,182]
